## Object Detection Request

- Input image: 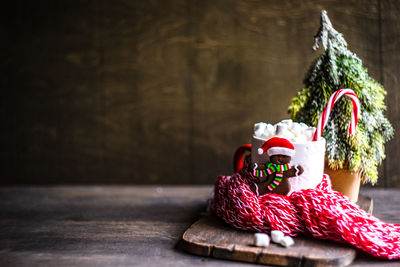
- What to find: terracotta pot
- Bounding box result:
[324,163,361,202]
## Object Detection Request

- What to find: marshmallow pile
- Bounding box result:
[254,119,316,143]
[253,230,294,248]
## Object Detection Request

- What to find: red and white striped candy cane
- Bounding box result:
[313,89,360,141]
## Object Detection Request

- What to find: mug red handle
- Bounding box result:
[233,144,252,172]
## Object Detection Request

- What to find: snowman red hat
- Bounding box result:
[258,137,295,157]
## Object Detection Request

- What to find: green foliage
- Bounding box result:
[288,11,393,184]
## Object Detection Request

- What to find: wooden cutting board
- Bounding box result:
[178,196,372,267]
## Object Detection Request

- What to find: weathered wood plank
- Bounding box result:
[0,186,397,266]
[0,186,212,267]
[180,215,357,266]
[180,196,373,266]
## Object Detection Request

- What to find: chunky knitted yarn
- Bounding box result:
[211,157,400,259]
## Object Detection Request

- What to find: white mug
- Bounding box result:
[251,136,326,194]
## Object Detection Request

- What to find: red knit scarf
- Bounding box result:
[211,157,400,259]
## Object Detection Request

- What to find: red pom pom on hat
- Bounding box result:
[257,137,295,157]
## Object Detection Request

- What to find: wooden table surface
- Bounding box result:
[0,186,399,267]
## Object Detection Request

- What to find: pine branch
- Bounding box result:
[289,10,394,184]
[312,10,347,51]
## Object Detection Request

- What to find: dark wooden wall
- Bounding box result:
[1,0,399,186]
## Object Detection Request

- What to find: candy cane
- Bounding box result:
[313,89,360,141]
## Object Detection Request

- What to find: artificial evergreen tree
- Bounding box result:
[288,10,393,184]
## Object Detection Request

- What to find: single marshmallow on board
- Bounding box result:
[271,230,285,243]
[280,236,295,247]
[271,230,295,247]
[253,233,270,247]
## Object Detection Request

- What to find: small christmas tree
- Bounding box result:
[288,10,393,184]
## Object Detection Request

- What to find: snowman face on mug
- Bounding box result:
[270,154,291,165]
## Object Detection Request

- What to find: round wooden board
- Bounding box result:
[178,195,373,267]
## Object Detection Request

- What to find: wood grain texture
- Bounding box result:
[179,196,373,267]
[180,215,356,267]
[0,186,398,266]
[0,0,395,185]
[381,0,400,188]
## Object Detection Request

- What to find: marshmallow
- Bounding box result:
[275,124,295,140]
[280,119,293,129]
[254,123,276,139]
[271,230,285,243]
[262,124,275,139]
[270,230,295,247]
[290,122,303,136]
[254,233,270,247]
[280,236,295,247]
[253,120,316,143]
[261,132,274,140]
[300,122,309,130]
[265,124,275,135]
[304,127,316,141]
[275,123,288,134]
[254,122,267,137]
